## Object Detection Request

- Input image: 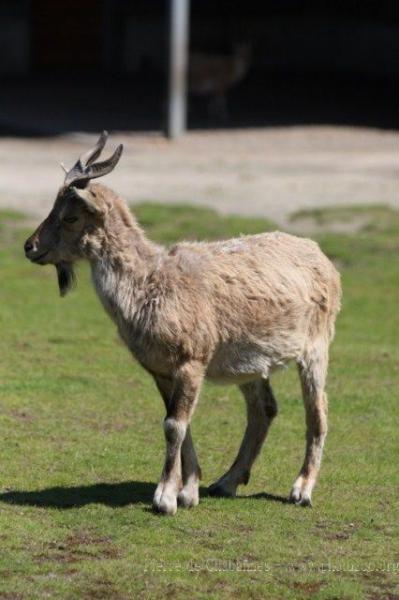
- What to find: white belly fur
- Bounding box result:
[205,342,294,385]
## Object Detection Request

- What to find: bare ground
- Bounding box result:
[1,125,399,228]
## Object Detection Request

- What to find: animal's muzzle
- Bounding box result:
[24,239,34,254]
[24,235,48,263]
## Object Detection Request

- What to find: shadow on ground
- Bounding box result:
[0,482,290,509]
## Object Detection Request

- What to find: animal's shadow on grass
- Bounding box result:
[0,481,156,509]
[236,492,290,505]
[0,482,289,509]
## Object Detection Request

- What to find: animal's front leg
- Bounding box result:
[153,362,204,515]
[178,426,201,508]
[154,376,202,509]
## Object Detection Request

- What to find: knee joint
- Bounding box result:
[164,417,186,444]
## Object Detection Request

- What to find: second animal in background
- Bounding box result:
[189,43,252,119]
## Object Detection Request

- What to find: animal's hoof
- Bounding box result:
[289,490,300,504]
[208,483,236,498]
[178,488,199,508]
[290,490,312,507]
[297,495,312,508]
[153,494,177,516]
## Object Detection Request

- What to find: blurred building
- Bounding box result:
[0,0,167,76]
[1,0,399,133]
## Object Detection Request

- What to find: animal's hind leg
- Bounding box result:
[290,341,329,507]
[208,379,278,498]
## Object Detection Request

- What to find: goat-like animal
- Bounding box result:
[189,43,251,119]
[24,132,341,515]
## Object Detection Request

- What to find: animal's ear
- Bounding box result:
[72,187,103,214]
[56,262,76,297]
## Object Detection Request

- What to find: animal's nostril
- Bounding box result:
[24,240,33,253]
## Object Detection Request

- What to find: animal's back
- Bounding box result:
[165,231,341,380]
[171,230,340,327]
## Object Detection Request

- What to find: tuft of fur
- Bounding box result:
[56,262,76,297]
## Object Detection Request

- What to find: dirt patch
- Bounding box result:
[89,421,129,433]
[368,593,399,600]
[34,531,121,565]
[293,581,324,595]
[9,409,35,423]
[81,579,128,600]
[314,520,358,541]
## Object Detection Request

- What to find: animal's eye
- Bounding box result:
[63,216,78,224]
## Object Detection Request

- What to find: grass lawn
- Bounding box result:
[0,202,398,599]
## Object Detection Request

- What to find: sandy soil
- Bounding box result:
[1,126,399,227]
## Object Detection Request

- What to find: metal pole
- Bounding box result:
[166,0,190,138]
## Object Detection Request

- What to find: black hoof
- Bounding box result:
[208,484,235,498]
[296,497,312,508]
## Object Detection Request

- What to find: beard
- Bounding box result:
[56,262,76,297]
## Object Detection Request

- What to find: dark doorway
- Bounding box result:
[2,0,399,134]
[31,0,103,71]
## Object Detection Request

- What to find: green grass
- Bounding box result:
[133,202,276,243]
[0,203,398,599]
[290,203,397,225]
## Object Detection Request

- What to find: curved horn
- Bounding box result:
[79,130,108,167]
[63,134,122,188]
[84,144,124,180]
[64,131,108,186]
[64,164,85,187]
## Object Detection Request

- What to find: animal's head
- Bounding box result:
[24,131,123,296]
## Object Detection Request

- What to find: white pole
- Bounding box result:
[166,0,190,138]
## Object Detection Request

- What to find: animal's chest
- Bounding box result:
[106,303,172,376]
[119,323,171,376]
[93,274,173,376]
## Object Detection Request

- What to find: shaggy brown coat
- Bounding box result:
[25,139,341,515]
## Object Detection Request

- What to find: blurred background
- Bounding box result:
[1,0,399,223]
[3,0,399,133]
